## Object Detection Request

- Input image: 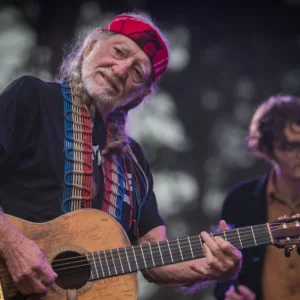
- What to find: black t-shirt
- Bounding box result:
[0,75,164,243]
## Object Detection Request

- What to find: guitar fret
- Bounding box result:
[124,247,132,272]
[132,246,139,270]
[118,248,130,273]
[103,250,111,276]
[251,226,257,246]
[190,236,204,259]
[187,236,194,259]
[223,231,227,241]
[149,243,163,266]
[140,244,147,268]
[253,224,272,246]
[110,249,117,275]
[167,240,174,263]
[157,242,164,265]
[177,238,184,261]
[86,253,94,280]
[97,252,105,278]
[236,228,243,249]
[117,248,125,274]
[139,244,154,269]
[149,243,156,267]
[199,235,203,249]
[91,252,99,279]
[132,245,144,270]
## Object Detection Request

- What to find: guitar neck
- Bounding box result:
[87,223,272,280]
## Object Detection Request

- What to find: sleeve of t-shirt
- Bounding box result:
[129,140,165,239]
[0,76,39,166]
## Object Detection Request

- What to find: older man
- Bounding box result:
[0,12,241,297]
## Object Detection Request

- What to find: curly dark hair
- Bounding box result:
[246,95,300,161]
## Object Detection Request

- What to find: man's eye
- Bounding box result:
[135,69,142,79]
[114,47,122,55]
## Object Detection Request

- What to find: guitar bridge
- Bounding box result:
[67,289,78,300]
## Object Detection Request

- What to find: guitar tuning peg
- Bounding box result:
[292,214,300,218]
[284,245,294,258]
[279,215,288,220]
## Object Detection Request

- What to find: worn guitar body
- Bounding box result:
[0,209,138,300]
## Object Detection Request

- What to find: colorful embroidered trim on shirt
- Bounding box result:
[61,80,93,213]
[102,155,125,221]
[61,79,149,238]
[102,145,149,237]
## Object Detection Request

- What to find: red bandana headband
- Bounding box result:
[103,15,169,82]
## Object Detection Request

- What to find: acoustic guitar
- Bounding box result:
[0,209,299,299]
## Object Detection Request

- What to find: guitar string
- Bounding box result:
[4,223,272,270]
[0,226,293,295]
[2,236,274,288]
[0,232,272,280]
[0,223,295,284]
[58,235,272,271]
[1,238,273,296]
[55,228,271,269]
[0,226,270,273]
[46,223,283,267]
[48,221,300,265]
[0,223,290,280]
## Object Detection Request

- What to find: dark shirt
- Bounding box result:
[0,76,164,243]
[214,173,269,300]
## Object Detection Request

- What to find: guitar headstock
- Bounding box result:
[270,214,300,257]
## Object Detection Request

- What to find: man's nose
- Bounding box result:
[112,61,130,81]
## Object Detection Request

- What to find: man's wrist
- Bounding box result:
[0,211,21,256]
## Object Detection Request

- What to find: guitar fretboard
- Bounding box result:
[86,223,272,280]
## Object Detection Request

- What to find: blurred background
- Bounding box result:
[1,0,300,299]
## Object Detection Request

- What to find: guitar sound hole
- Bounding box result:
[52,251,90,290]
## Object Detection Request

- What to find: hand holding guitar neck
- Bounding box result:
[190,220,242,282]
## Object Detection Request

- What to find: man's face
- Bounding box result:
[273,123,300,179]
[81,33,152,114]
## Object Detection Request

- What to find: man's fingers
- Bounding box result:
[212,235,242,268]
[15,275,48,296]
[238,285,256,299]
[201,232,227,262]
[219,220,229,231]
[37,261,57,285]
[15,281,31,295]
[202,243,226,272]
[226,292,242,300]
[225,285,242,300]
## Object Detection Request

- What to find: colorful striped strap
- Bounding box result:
[61,80,93,213]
